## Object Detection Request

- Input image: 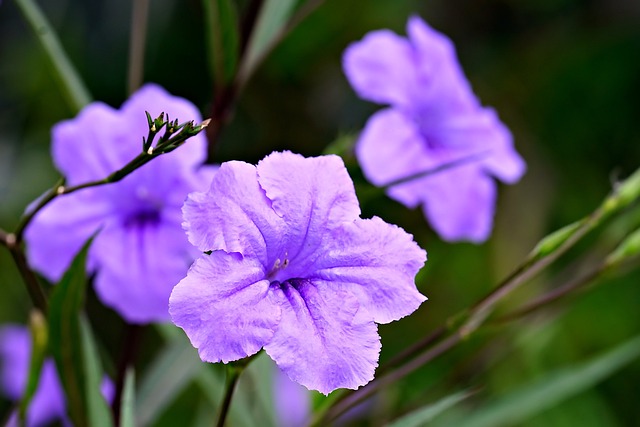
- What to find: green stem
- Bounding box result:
[128,0,150,95]
[14,0,91,113]
[7,245,48,313]
[314,166,640,425]
[215,365,243,427]
[13,151,156,243]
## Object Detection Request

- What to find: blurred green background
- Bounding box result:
[1,0,639,426]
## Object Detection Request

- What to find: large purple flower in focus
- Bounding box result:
[343,16,526,243]
[170,151,426,394]
[25,84,215,323]
[0,325,112,427]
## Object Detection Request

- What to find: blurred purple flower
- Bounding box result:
[170,151,426,394]
[273,366,311,427]
[343,16,526,243]
[0,325,113,427]
[25,84,216,323]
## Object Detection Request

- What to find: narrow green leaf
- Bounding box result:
[192,398,216,427]
[119,368,136,427]
[386,390,473,427]
[136,336,204,426]
[139,326,256,427]
[237,352,277,427]
[80,317,114,427]
[14,0,92,113]
[456,335,640,427]
[18,310,48,423]
[48,238,94,427]
[204,0,239,86]
[239,0,298,82]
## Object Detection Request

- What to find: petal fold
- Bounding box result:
[310,217,427,324]
[256,151,360,271]
[265,280,380,395]
[182,161,284,265]
[92,219,195,323]
[170,252,281,363]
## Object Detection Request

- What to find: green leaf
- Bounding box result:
[14,0,92,113]
[18,310,48,423]
[239,0,298,82]
[80,316,113,427]
[119,368,136,427]
[204,0,239,86]
[47,238,94,427]
[237,352,277,427]
[456,335,640,427]
[386,390,474,427]
[136,335,205,426]
[139,326,257,427]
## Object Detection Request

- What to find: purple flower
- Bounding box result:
[343,16,526,243]
[25,84,215,323]
[170,151,426,394]
[0,325,113,427]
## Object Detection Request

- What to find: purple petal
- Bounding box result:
[25,191,109,283]
[169,252,281,363]
[343,29,419,108]
[405,16,477,112]
[256,151,361,276]
[91,219,195,323]
[420,166,497,243]
[52,103,129,186]
[356,109,434,207]
[182,160,284,265]
[265,280,381,395]
[309,217,427,324]
[0,325,66,426]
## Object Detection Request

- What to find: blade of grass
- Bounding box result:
[47,238,93,426]
[14,0,91,112]
[119,368,136,427]
[386,390,475,427]
[238,0,297,84]
[456,335,640,427]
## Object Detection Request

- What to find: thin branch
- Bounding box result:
[313,167,640,425]
[14,148,164,243]
[7,246,48,313]
[315,334,462,425]
[215,366,242,427]
[0,228,12,248]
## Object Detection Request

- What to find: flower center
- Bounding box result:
[123,209,161,229]
[270,278,304,291]
[266,255,290,281]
